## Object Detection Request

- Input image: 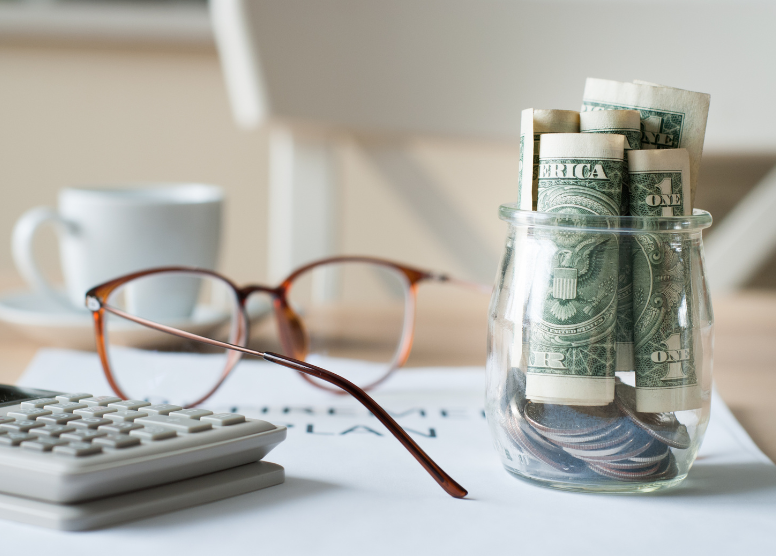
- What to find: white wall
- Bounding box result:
[0,42,518,286]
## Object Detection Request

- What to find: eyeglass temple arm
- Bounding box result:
[261,352,468,499]
[95,304,467,499]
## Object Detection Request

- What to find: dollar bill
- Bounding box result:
[581,78,710,206]
[580,109,642,373]
[629,149,691,217]
[525,134,624,406]
[518,109,580,211]
[629,149,701,412]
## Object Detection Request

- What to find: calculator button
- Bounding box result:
[55,393,93,403]
[135,415,212,434]
[7,408,52,420]
[98,422,143,435]
[0,417,15,426]
[169,409,213,420]
[81,396,122,407]
[21,398,59,409]
[43,402,88,414]
[0,432,35,446]
[30,425,77,437]
[72,417,113,429]
[103,410,149,423]
[200,413,246,427]
[37,413,83,426]
[74,406,118,418]
[21,436,68,451]
[129,425,177,441]
[61,429,108,442]
[142,404,183,416]
[107,400,151,411]
[53,442,103,457]
[93,434,141,449]
[1,420,45,433]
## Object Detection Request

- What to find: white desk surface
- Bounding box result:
[1,348,773,554]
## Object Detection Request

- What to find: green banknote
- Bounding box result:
[525,133,624,406]
[628,149,701,412]
[518,109,580,211]
[580,110,642,373]
[581,77,710,206]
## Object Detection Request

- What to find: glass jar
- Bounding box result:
[486,204,713,493]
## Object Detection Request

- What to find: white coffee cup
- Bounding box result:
[12,184,223,313]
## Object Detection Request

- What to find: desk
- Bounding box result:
[1,271,774,461]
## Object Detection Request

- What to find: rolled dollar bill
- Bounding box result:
[518,109,580,211]
[579,109,642,153]
[581,78,710,206]
[525,134,624,406]
[580,109,642,373]
[629,149,691,217]
[629,149,701,412]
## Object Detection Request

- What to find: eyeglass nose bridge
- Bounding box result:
[242,285,309,361]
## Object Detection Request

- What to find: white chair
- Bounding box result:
[210,0,776,290]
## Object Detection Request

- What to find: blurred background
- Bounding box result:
[1,0,775,383]
[1,0,775,288]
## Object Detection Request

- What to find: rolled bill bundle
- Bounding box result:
[579,109,642,153]
[581,78,710,206]
[518,109,580,211]
[580,109,642,373]
[629,149,701,412]
[525,134,625,406]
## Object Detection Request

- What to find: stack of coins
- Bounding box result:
[503,379,688,482]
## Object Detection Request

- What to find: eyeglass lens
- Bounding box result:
[102,262,412,405]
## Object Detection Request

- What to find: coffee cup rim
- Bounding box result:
[59,184,223,204]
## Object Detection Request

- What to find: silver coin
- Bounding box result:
[587,460,662,480]
[524,401,622,436]
[540,421,626,445]
[605,442,669,470]
[502,400,585,474]
[615,381,692,450]
[650,451,679,481]
[571,429,655,463]
[626,440,671,465]
[548,424,634,451]
[507,398,559,452]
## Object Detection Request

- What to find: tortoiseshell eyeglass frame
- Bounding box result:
[86,256,484,498]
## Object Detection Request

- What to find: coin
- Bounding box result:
[650,451,679,481]
[547,424,634,451]
[503,399,585,474]
[524,401,622,436]
[615,381,692,450]
[508,398,559,452]
[540,421,626,445]
[626,440,671,465]
[605,444,669,470]
[570,427,655,463]
[587,459,662,480]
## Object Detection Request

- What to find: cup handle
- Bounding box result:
[12,207,76,306]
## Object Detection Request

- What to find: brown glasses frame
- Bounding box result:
[86,256,478,498]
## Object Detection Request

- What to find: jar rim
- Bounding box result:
[499,204,712,232]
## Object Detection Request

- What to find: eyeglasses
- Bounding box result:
[85,256,487,498]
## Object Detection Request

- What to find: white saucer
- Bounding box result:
[0,290,270,351]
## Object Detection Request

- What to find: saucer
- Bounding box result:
[0,290,270,351]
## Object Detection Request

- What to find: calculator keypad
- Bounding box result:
[103,410,149,423]
[37,413,83,426]
[0,393,249,458]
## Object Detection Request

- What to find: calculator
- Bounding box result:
[0,384,286,530]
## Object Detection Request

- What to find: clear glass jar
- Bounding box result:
[486,204,713,493]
